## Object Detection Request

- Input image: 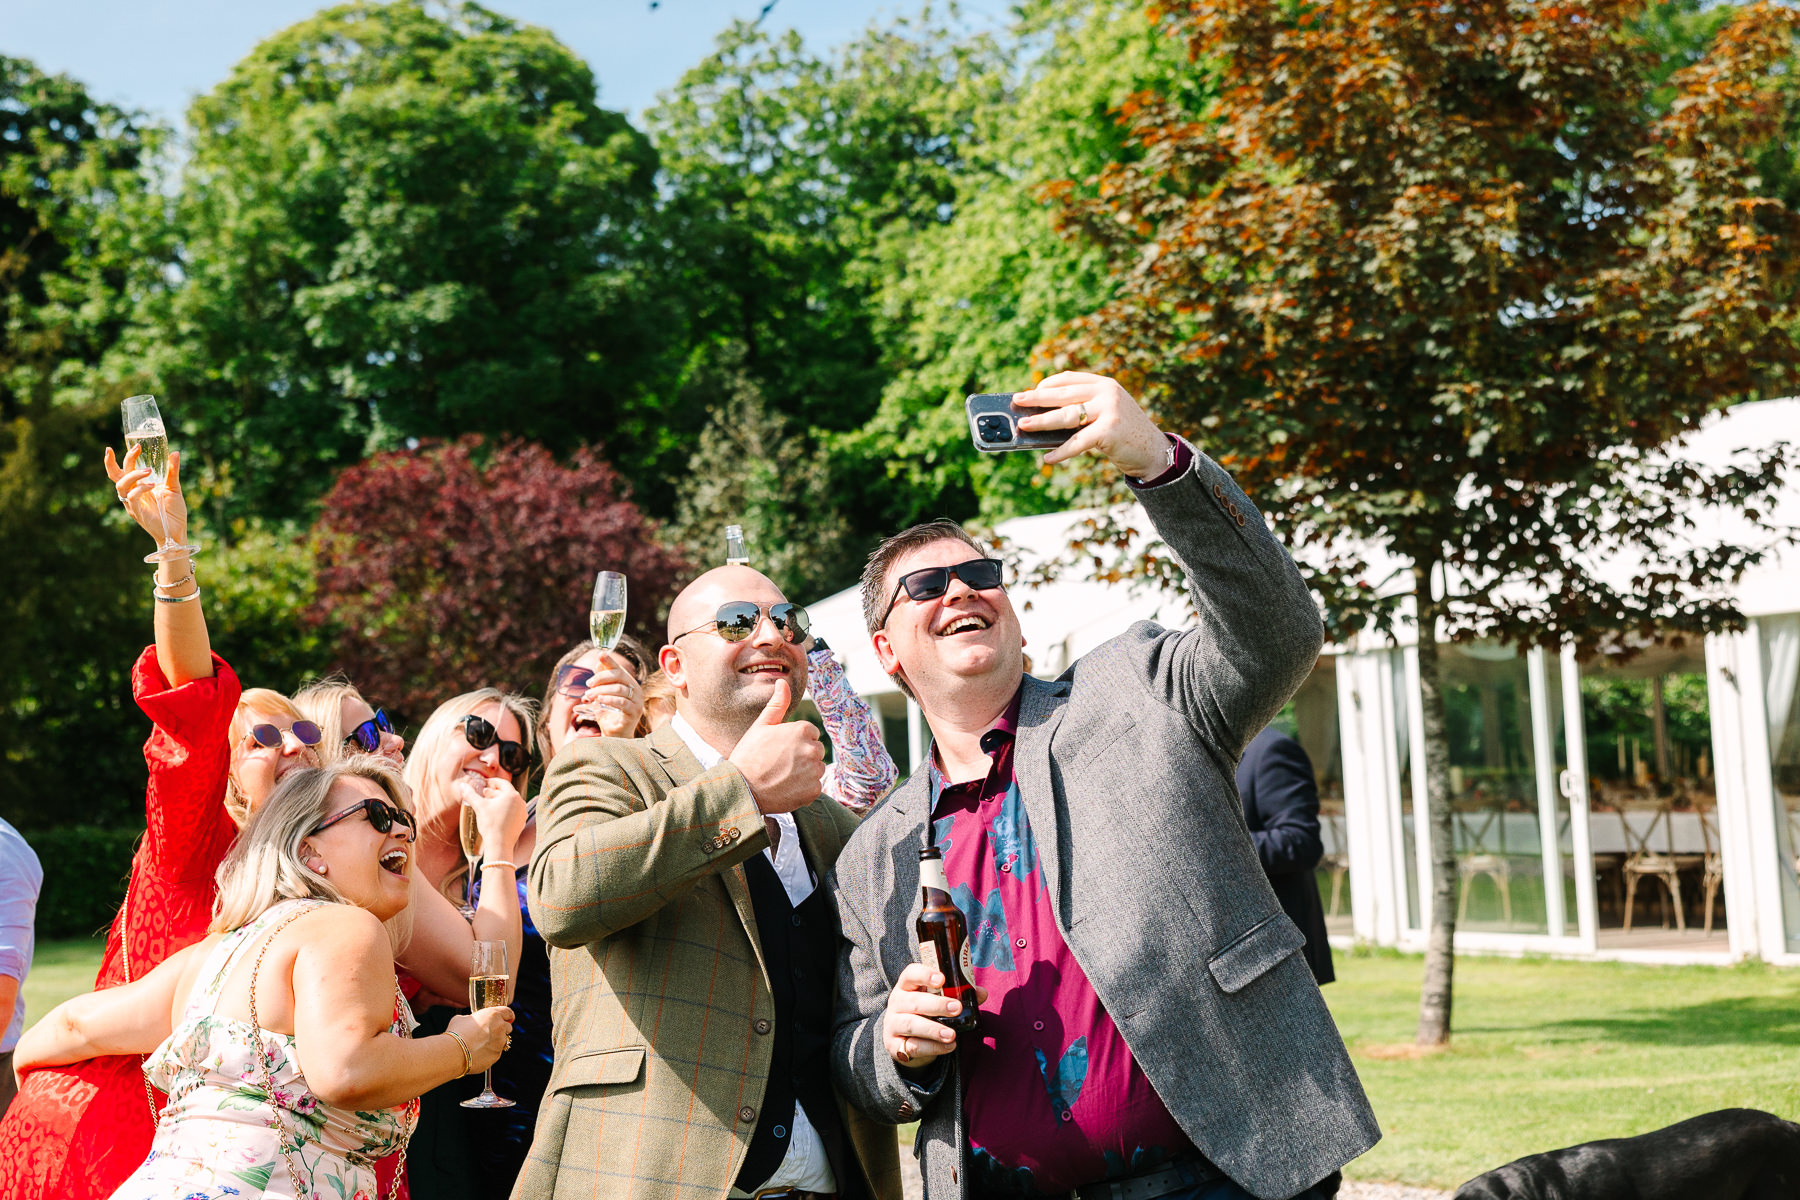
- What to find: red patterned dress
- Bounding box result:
[0,647,241,1200]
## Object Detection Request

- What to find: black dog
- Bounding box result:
[1454,1109,1800,1199]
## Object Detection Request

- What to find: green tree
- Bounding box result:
[153,0,665,522]
[844,0,1208,531]
[1046,0,1800,1043]
[0,56,173,829]
[665,342,852,602]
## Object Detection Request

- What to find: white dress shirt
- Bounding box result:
[670,715,837,1194]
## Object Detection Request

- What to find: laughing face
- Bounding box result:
[872,539,1024,703]
[232,707,323,819]
[302,777,415,922]
[544,647,643,756]
[661,565,809,738]
[429,699,523,807]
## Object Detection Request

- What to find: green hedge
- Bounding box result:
[24,826,141,941]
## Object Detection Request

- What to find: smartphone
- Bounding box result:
[966,392,1073,454]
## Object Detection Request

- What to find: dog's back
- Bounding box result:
[1454,1109,1800,1200]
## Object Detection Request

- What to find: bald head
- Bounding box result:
[667,565,788,643]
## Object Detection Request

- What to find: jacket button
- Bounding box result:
[1212,483,1224,499]
[739,1105,756,1123]
[754,1018,772,1035]
[898,1102,915,1119]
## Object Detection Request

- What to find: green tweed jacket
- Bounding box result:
[515,723,901,1200]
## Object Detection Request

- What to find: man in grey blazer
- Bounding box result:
[826,372,1378,1200]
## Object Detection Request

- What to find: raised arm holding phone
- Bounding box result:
[828,372,1377,1200]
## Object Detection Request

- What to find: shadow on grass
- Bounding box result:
[1540,995,1800,1048]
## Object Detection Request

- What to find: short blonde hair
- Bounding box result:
[210,756,415,953]
[226,689,309,827]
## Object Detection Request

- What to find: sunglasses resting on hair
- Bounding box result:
[345,709,395,754]
[310,796,417,839]
[879,557,1005,626]
[244,721,323,751]
[460,714,530,776]
[673,601,810,645]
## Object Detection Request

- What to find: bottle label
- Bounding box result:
[959,939,975,983]
[918,941,943,994]
[919,857,950,894]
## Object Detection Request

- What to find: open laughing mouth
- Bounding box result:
[739,661,790,678]
[937,614,992,637]
[379,847,409,876]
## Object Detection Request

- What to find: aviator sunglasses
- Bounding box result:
[674,601,810,645]
[879,557,1005,626]
[310,796,417,840]
[459,714,530,776]
[345,709,395,754]
[244,721,323,751]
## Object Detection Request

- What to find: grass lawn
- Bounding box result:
[23,938,105,1029]
[21,937,1800,1192]
[1327,948,1800,1189]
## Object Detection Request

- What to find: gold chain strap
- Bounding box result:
[116,870,164,1127]
[243,903,414,1200]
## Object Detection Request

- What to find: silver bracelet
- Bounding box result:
[153,568,195,590]
[154,584,202,605]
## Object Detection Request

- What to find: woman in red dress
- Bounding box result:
[0,446,331,1197]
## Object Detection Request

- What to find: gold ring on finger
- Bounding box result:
[1076,403,1091,426]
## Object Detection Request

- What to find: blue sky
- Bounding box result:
[2,0,1016,126]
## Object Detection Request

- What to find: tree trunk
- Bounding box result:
[1415,560,1458,1046]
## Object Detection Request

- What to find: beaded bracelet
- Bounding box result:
[481,860,519,873]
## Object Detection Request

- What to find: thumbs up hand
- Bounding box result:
[727,677,825,814]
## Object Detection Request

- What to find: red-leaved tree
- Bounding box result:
[309,436,687,722]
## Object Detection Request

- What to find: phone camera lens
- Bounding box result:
[976,414,1012,442]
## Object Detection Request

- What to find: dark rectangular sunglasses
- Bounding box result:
[676,601,810,645]
[245,720,323,750]
[345,709,394,754]
[311,796,417,839]
[880,557,1004,625]
[460,714,530,776]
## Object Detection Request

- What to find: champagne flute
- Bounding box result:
[120,395,201,564]
[591,571,627,651]
[458,793,483,921]
[459,939,514,1109]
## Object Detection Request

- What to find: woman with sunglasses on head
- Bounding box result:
[14,758,514,1200]
[0,448,328,1200]
[398,689,535,1200]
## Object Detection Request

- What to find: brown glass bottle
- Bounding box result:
[915,847,979,1034]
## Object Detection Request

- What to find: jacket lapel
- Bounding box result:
[1014,674,1070,915]
[646,724,764,978]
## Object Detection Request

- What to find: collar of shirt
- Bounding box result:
[670,713,812,904]
[928,686,1023,818]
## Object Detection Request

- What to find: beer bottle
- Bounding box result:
[915,846,979,1034]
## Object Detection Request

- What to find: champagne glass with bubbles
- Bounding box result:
[457,794,483,920]
[120,395,200,563]
[591,572,627,651]
[460,940,514,1109]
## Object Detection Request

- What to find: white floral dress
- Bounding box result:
[110,899,418,1200]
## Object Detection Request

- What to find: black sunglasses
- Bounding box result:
[310,796,417,840]
[880,558,1004,626]
[245,721,323,750]
[460,714,530,776]
[674,601,810,645]
[345,709,395,754]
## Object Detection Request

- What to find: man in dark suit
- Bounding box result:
[1235,726,1334,985]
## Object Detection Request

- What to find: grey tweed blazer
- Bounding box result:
[825,449,1379,1200]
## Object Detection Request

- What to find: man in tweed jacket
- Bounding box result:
[519,564,901,1200]
[827,372,1378,1200]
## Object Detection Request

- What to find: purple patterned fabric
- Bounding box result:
[929,692,1193,1195]
[809,646,897,814]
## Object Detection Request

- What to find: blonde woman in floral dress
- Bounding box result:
[12,759,512,1199]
